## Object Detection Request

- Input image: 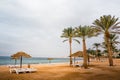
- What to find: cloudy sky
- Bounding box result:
[0,0,120,57]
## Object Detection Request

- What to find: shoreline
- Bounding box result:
[0,61,70,66]
[0,56,72,66]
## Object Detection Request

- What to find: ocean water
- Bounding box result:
[0,56,82,65]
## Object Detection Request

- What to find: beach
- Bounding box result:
[0,59,120,80]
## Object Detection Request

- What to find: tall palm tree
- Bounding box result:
[75,25,98,68]
[102,34,120,52]
[87,48,93,63]
[93,15,120,66]
[109,34,120,53]
[61,27,80,66]
[93,43,101,61]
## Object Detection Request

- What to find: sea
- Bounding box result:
[0,56,83,65]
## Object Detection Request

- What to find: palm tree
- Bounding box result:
[93,15,120,66]
[93,43,101,61]
[87,48,93,64]
[61,27,80,66]
[75,25,98,68]
[109,34,120,53]
[102,34,120,53]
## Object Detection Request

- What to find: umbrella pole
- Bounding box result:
[20,56,22,68]
[15,59,17,65]
[74,57,75,65]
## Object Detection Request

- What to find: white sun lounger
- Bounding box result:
[72,63,83,67]
[27,68,37,73]
[10,68,37,74]
[7,65,19,68]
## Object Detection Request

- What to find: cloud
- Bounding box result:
[0,0,120,57]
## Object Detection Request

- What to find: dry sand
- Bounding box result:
[0,59,120,80]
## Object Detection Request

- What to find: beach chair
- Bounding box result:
[16,68,26,74]
[74,64,83,67]
[8,65,19,68]
[25,68,37,73]
[10,68,26,74]
[9,68,15,73]
[10,68,37,74]
[72,61,83,67]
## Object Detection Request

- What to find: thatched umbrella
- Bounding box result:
[47,58,54,63]
[11,51,31,68]
[11,57,19,65]
[70,51,83,65]
[70,51,83,57]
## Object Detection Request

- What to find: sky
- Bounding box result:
[0,0,120,57]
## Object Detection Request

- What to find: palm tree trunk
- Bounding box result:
[69,38,72,66]
[88,54,90,65]
[96,47,98,61]
[96,47,100,61]
[83,37,88,68]
[106,36,113,66]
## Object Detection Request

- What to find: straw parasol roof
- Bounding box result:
[11,51,31,58]
[11,57,19,65]
[47,58,53,60]
[70,51,83,57]
[11,51,31,68]
[47,58,54,63]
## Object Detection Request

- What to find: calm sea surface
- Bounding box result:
[0,56,83,65]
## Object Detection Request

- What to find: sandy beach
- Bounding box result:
[0,59,120,80]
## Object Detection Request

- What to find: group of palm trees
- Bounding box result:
[61,15,120,69]
[92,34,120,59]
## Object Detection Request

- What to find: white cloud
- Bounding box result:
[0,0,120,57]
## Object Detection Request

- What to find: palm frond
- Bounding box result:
[113,41,120,44]
[61,27,75,38]
[73,39,80,44]
[111,31,120,34]
[75,25,98,38]
[93,15,120,33]
[112,22,120,29]
[62,39,69,43]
